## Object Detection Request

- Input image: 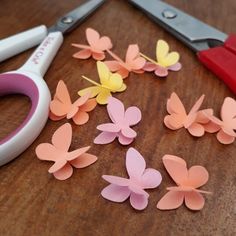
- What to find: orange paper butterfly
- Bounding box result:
[157,155,211,211]
[36,123,97,180]
[105,44,146,79]
[164,93,213,137]
[49,80,97,125]
[72,28,112,60]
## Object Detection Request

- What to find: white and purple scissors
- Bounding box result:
[0,0,105,166]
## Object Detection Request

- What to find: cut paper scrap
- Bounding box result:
[203,97,236,144]
[94,97,141,145]
[35,123,97,180]
[105,44,146,79]
[164,92,213,137]
[72,28,112,60]
[78,61,126,105]
[49,80,97,125]
[141,40,182,77]
[157,155,211,211]
[101,148,162,210]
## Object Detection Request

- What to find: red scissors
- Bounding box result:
[129,0,236,95]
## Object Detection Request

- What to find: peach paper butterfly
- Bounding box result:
[36,123,97,180]
[203,97,236,144]
[157,155,211,211]
[49,80,97,125]
[72,28,112,60]
[105,44,146,79]
[164,92,213,137]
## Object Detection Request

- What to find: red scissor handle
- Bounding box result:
[198,35,236,95]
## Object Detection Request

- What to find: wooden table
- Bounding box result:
[0,0,235,235]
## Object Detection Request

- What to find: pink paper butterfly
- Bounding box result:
[164,92,213,137]
[157,155,211,211]
[105,44,146,79]
[72,28,112,60]
[94,97,142,145]
[101,148,162,210]
[203,97,236,144]
[35,123,97,180]
[49,80,97,125]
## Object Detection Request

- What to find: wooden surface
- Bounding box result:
[0,0,235,235]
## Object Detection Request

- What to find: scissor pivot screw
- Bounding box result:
[61,16,74,24]
[162,9,177,19]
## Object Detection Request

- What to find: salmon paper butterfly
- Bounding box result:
[94,97,141,145]
[141,40,182,77]
[49,80,97,125]
[72,28,112,60]
[105,44,146,79]
[78,61,126,105]
[203,97,236,144]
[164,92,213,137]
[101,148,162,210]
[157,155,211,211]
[35,123,97,180]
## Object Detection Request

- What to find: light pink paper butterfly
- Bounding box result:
[72,28,112,60]
[204,97,236,144]
[94,97,142,145]
[101,148,162,210]
[164,92,213,137]
[35,123,97,180]
[105,44,146,79]
[157,155,211,211]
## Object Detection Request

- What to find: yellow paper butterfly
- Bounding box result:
[78,61,126,105]
[140,40,180,68]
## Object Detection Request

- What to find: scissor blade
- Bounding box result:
[129,0,228,52]
[48,0,105,34]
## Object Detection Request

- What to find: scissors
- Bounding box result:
[129,0,236,95]
[0,0,105,166]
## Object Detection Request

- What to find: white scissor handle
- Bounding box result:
[0,25,47,62]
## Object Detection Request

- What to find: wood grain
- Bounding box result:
[0,0,236,235]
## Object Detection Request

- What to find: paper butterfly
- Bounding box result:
[94,97,141,145]
[203,97,236,144]
[101,148,162,210]
[157,155,211,211]
[78,61,127,105]
[164,92,213,137]
[35,123,97,180]
[105,44,146,79]
[49,80,97,125]
[72,28,112,60]
[141,40,182,77]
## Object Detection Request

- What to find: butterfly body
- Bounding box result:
[164,93,213,137]
[105,44,146,78]
[78,61,126,105]
[101,148,162,210]
[36,123,97,180]
[94,97,141,145]
[157,155,211,211]
[142,40,181,77]
[72,28,112,60]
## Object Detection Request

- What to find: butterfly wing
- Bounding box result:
[52,123,72,152]
[164,93,187,129]
[86,28,101,51]
[78,86,102,98]
[35,143,62,162]
[124,106,142,126]
[107,97,125,124]
[156,40,179,67]
[50,80,72,117]
[162,155,188,186]
[126,148,146,179]
[125,44,146,70]
[96,36,113,51]
[221,97,236,129]
[187,166,209,188]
